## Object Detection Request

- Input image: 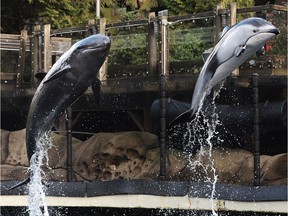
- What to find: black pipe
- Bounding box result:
[159,73,167,180]
[253,73,260,186]
[150,99,287,132]
[66,107,73,182]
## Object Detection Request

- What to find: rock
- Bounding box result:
[1,129,10,164]
[0,164,28,181]
[5,129,28,166]
[261,153,287,185]
[48,133,82,168]
[166,149,191,181]
[1,129,287,186]
[73,132,159,181]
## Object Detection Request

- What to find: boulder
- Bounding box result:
[1,129,10,164]
[1,129,286,186]
[73,132,159,181]
[47,133,82,168]
[0,164,28,181]
[5,129,28,166]
[261,153,287,185]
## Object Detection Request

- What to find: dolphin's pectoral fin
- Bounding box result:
[169,109,196,127]
[43,65,72,84]
[234,45,246,57]
[8,178,30,190]
[91,79,101,105]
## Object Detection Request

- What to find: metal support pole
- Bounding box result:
[160,73,167,180]
[66,107,73,182]
[253,73,260,186]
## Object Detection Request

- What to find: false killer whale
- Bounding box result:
[171,17,279,124]
[9,34,110,190]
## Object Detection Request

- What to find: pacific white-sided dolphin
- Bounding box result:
[172,17,279,124]
[9,34,110,190]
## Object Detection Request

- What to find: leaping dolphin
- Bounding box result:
[172,17,279,124]
[9,34,110,190]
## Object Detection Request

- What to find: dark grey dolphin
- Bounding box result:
[172,17,279,124]
[9,34,110,190]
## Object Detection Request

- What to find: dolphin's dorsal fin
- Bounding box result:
[234,45,246,57]
[43,65,71,84]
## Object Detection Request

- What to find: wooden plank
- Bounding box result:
[1,73,17,81]
[43,24,52,72]
[32,25,41,84]
[16,30,28,84]
[237,4,287,14]
[99,18,108,81]
[51,37,71,55]
[148,12,158,76]
[228,2,239,77]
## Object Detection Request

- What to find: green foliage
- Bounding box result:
[220,0,254,8]
[160,0,254,15]
[169,28,213,62]
[1,0,95,33]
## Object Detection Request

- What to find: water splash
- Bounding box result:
[28,133,52,216]
[184,85,224,216]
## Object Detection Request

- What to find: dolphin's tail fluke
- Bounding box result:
[8,178,30,191]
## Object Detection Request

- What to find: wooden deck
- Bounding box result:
[1,3,287,111]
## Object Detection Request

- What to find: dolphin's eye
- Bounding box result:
[253,29,259,33]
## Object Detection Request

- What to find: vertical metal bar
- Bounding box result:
[159,10,168,180]
[66,107,73,182]
[160,14,169,76]
[253,73,260,186]
[96,0,100,19]
[160,73,166,180]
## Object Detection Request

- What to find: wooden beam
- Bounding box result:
[228,2,239,77]
[16,30,28,85]
[147,12,158,76]
[43,24,52,73]
[214,4,224,44]
[99,18,108,81]
[31,25,41,85]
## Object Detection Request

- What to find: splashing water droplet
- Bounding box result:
[28,132,52,216]
[184,84,224,216]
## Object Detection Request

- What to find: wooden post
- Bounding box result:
[228,2,239,76]
[147,12,158,76]
[99,18,106,35]
[16,30,28,87]
[214,4,224,44]
[31,25,41,85]
[43,24,52,73]
[86,19,96,36]
[99,18,108,81]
